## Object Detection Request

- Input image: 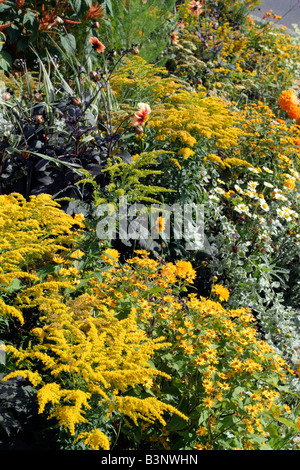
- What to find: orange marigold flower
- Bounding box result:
[212,284,230,302]
[160,262,177,283]
[175,260,196,281]
[287,105,300,120]
[89,36,106,53]
[284,178,296,190]
[278,89,299,112]
[131,102,151,127]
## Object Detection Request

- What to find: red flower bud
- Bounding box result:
[130,46,139,55]
[134,125,144,134]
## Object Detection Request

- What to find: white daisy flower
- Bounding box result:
[262,166,273,174]
[235,203,251,215]
[209,195,219,202]
[260,200,269,211]
[234,184,244,194]
[276,208,284,217]
[215,187,225,195]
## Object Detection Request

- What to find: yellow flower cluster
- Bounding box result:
[3,295,188,446]
[149,90,245,154]
[93,249,296,449]
[0,193,84,324]
[1,195,298,450]
[110,55,245,163]
[111,55,182,102]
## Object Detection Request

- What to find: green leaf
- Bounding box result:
[6,23,21,43]
[37,265,56,281]
[0,32,5,52]
[60,34,76,57]
[23,11,39,29]
[70,0,82,15]
[0,50,12,72]
[276,416,298,431]
[70,0,90,15]
[167,414,188,432]
[25,150,83,172]
[103,0,113,15]
[6,278,22,293]
[266,423,279,438]
[0,2,13,13]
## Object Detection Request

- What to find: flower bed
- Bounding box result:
[0,0,300,451]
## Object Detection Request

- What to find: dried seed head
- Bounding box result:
[134,125,144,134]
[130,46,139,55]
[35,114,44,125]
[34,92,43,101]
[72,97,82,107]
[89,70,100,82]
[1,92,11,101]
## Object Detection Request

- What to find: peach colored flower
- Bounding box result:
[188,0,203,16]
[131,102,151,127]
[89,36,106,53]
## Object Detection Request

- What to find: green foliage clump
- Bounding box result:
[99,0,178,62]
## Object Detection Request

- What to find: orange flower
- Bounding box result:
[212,284,230,302]
[278,89,299,112]
[171,31,179,43]
[131,102,151,127]
[89,36,106,53]
[284,178,296,190]
[175,260,196,281]
[188,0,203,16]
[155,216,166,233]
[84,2,104,20]
[287,105,300,120]
[38,1,82,31]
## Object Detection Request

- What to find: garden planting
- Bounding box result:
[0,0,300,450]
